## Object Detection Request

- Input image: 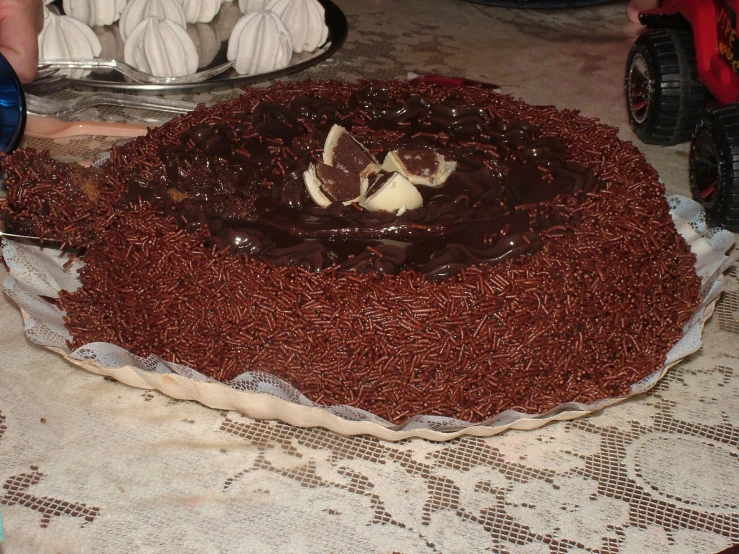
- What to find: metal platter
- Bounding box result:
[47,0,348,92]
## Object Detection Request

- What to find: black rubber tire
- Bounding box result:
[625,28,707,145]
[689,105,739,232]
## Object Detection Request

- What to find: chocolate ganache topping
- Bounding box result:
[122,82,599,280]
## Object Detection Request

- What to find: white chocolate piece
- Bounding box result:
[381,149,457,187]
[437,161,457,186]
[265,0,328,54]
[323,125,380,178]
[360,173,423,213]
[38,11,102,79]
[227,11,293,75]
[304,165,331,208]
[62,0,126,26]
[303,163,368,207]
[124,17,199,77]
[119,0,187,41]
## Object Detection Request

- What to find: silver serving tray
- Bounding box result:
[46,0,348,92]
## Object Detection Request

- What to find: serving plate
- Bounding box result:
[45,0,348,92]
[2,197,735,441]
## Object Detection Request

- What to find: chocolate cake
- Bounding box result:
[0,80,701,423]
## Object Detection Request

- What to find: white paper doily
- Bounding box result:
[2,195,736,440]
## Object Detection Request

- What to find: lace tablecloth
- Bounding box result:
[1,1,738,552]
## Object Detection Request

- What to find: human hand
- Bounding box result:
[0,0,44,83]
[627,0,660,24]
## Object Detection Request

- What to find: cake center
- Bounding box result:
[120,85,599,279]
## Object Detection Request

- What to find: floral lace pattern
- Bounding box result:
[0,353,736,552]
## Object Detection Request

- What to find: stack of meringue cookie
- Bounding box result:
[38,0,330,79]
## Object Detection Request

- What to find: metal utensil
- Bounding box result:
[22,68,68,95]
[0,231,56,242]
[36,59,234,85]
[25,92,197,118]
[406,72,502,92]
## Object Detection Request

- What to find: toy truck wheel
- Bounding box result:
[689,105,739,232]
[625,28,706,145]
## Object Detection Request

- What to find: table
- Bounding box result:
[2,1,738,552]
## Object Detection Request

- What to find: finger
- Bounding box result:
[0,0,44,83]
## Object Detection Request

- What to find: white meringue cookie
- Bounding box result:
[265,0,327,54]
[62,0,126,26]
[180,0,222,24]
[119,0,187,41]
[238,0,268,12]
[187,23,221,67]
[38,11,102,79]
[214,1,242,37]
[43,3,61,16]
[124,17,199,77]
[227,11,292,75]
[95,25,125,60]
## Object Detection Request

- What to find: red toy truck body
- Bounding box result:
[626,0,739,231]
[641,0,739,104]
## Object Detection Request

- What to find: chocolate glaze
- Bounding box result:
[120,84,599,279]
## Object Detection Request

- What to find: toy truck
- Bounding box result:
[625,0,739,231]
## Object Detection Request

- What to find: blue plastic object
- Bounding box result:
[0,52,25,154]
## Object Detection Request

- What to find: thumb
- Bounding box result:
[0,0,44,83]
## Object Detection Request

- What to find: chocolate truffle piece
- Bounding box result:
[303,162,368,207]
[382,148,456,187]
[323,124,380,177]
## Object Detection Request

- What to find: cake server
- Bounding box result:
[406,72,502,92]
[0,231,56,242]
[24,114,149,139]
